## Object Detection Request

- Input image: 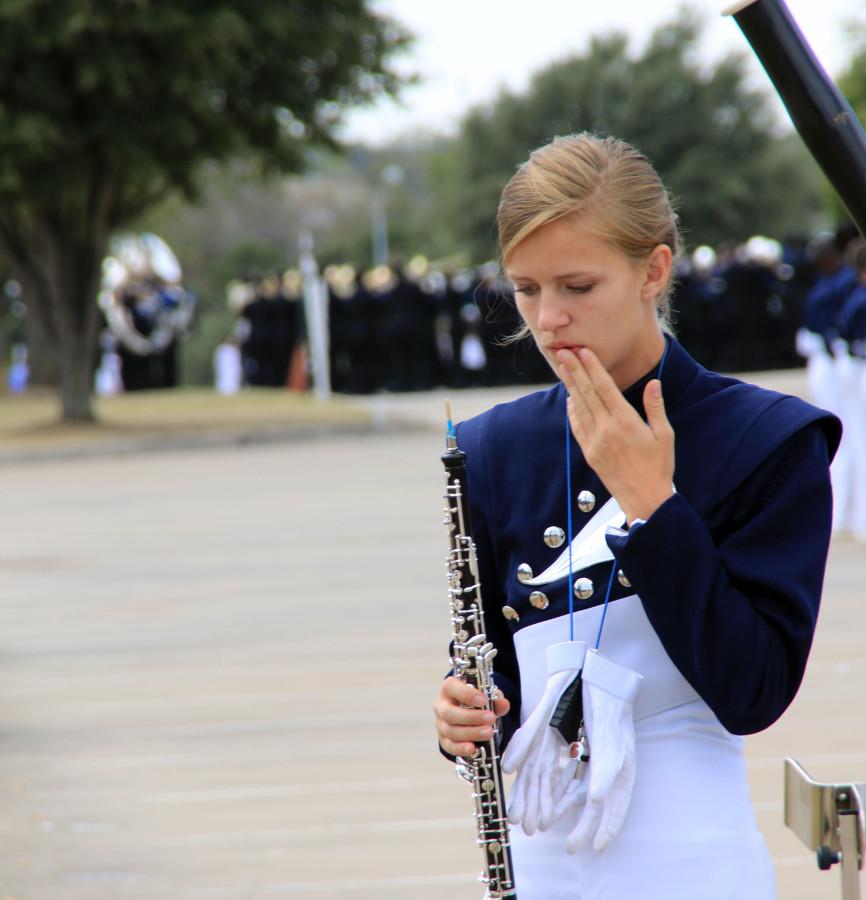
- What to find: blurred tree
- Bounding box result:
[429,9,824,262]
[838,22,866,122]
[830,24,866,227]
[0,0,410,420]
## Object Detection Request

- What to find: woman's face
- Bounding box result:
[505,215,671,390]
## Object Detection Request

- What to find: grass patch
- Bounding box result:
[0,388,370,451]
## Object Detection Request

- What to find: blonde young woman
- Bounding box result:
[434,133,840,900]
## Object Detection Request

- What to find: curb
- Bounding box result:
[0,417,429,465]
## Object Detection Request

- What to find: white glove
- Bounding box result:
[831,337,850,361]
[502,641,586,834]
[566,649,643,853]
[795,327,821,359]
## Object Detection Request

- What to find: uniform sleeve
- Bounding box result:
[605,422,833,735]
[438,416,522,756]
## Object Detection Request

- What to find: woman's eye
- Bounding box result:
[567,284,594,294]
[512,285,538,296]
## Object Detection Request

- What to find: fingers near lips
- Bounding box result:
[557,348,598,424]
[555,349,578,390]
[576,347,619,410]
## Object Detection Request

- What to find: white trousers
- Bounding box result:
[851,359,866,540]
[508,704,776,900]
[806,349,852,531]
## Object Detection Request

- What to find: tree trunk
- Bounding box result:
[0,160,133,421]
[22,301,59,386]
[9,229,106,423]
[51,248,103,423]
[57,334,98,421]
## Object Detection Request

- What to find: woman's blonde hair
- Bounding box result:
[497,133,681,329]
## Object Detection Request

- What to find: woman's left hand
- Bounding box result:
[557,347,675,525]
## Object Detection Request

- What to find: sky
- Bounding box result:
[339,0,866,146]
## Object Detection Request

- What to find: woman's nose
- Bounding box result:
[536,289,570,331]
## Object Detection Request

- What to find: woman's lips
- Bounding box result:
[548,344,584,354]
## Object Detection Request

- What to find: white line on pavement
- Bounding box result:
[159,816,469,845]
[143,775,445,804]
[191,872,478,897]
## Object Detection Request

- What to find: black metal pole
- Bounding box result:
[726,0,866,238]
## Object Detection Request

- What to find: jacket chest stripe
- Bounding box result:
[525,496,625,587]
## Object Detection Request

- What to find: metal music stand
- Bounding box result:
[784,758,866,899]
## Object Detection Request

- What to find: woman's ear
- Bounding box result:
[641,244,673,302]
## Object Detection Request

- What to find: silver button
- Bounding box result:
[574,577,594,600]
[502,605,520,622]
[617,569,631,588]
[529,591,549,610]
[516,563,533,583]
[577,490,596,513]
[543,526,565,548]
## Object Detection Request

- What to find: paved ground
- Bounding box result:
[1,372,864,899]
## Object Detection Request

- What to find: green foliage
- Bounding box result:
[0,0,410,416]
[211,240,287,287]
[0,0,411,217]
[838,21,866,123]
[427,8,825,260]
[832,23,866,225]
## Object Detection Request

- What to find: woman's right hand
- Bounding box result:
[434,675,511,757]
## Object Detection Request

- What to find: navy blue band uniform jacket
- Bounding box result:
[453,337,841,899]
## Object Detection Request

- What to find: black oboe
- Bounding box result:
[441,404,517,899]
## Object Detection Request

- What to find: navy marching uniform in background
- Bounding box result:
[454,337,840,900]
[802,262,857,351]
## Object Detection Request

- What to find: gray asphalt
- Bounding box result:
[1,376,863,899]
